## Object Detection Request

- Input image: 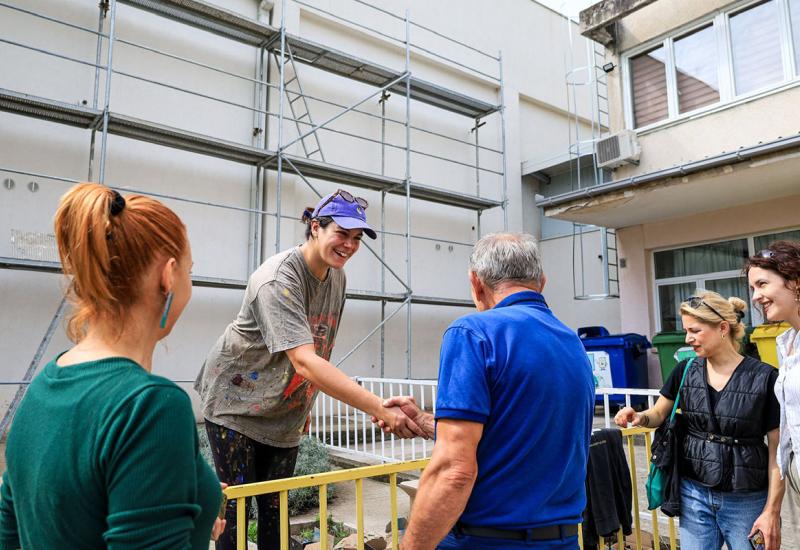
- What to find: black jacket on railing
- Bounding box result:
[582,428,633,549]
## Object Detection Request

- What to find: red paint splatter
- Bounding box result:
[283,373,307,399]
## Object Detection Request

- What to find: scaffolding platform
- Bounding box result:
[0,256,475,307]
[118,0,499,118]
[0,88,500,211]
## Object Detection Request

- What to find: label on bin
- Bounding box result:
[587,351,612,388]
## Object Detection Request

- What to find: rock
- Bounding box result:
[381,532,403,548]
[364,534,387,550]
[384,517,408,533]
[332,532,388,550]
[333,534,360,550]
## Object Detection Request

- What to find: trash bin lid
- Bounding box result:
[578,329,652,350]
[652,331,687,345]
[751,322,791,340]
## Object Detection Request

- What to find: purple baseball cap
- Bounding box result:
[313,192,377,239]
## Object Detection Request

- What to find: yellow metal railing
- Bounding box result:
[223,458,429,550]
[224,427,679,550]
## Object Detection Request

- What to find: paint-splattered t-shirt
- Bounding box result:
[194,246,346,448]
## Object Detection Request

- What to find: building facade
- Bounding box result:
[540,0,800,385]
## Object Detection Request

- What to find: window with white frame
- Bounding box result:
[625,0,800,130]
[653,229,800,332]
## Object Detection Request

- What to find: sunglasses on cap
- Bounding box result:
[757,249,775,259]
[314,189,368,216]
[685,296,726,322]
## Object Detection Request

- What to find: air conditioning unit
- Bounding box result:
[596,130,641,169]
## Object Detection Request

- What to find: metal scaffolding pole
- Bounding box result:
[498,49,508,231]
[275,0,287,254]
[404,10,412,379]
[249,41,268,273]
[97,0,118,184]
[472,116,484,238]
[379,90,389,378]
[87,3,108,182]
[0,298,68,439]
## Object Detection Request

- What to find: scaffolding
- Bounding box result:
[0,0,507,431]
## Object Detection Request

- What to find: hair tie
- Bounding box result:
[301,207,314,222]
[110,190,126,216]
[735,310,745,322]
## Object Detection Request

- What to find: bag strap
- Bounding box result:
[668,358,694,422]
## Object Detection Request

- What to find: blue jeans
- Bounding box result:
[679,478,767,550]
[437,532,578,550]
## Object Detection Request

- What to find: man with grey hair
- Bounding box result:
[378,232,594,549]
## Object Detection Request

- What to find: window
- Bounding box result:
[631,47,669,127]
[625,0,800,129]
[654,239,748,279]
[754,229,800,250]
[653,229,800,331]
[789,0,800,73]
[730,1,784,95]
[674,25,720,113]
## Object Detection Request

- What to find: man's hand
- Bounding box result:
[376,404,427,439]
[371,396,435,439]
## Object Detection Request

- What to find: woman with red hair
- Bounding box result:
[0,183,224,549]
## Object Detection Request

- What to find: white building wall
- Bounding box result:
[0,0,615,417]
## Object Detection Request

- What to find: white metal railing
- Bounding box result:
[310,379,661,462]
[310,377,437,462]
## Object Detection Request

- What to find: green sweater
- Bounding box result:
[0,355,221,549]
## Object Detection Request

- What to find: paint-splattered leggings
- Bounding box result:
[205,419,299,550]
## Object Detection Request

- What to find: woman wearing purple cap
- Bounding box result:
[195,189,424,549]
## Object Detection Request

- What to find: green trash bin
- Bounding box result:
[652,331,689,383]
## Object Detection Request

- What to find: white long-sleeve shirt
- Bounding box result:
[775,326,800,479]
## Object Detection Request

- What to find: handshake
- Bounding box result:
[370,396,435,440]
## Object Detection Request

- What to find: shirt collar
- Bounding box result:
[493,290,547,309]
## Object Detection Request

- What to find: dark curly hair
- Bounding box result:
[744,240,800,288]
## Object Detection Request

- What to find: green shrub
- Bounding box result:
[288,436,336,515]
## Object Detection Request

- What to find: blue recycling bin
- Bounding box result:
[578,326,651,406]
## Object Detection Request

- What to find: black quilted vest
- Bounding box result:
[679,356,773,492]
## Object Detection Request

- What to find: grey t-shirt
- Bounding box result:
[194,246,346,447]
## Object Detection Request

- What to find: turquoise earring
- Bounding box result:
[160,291,174,329]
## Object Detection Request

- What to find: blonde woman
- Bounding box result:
[615,291,781,550]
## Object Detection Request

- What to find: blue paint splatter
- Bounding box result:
[249,371,259,381]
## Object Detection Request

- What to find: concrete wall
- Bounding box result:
[0,0,615,417]
[539,232,621,332]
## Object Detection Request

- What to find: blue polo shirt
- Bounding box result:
[435,291,594,533]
